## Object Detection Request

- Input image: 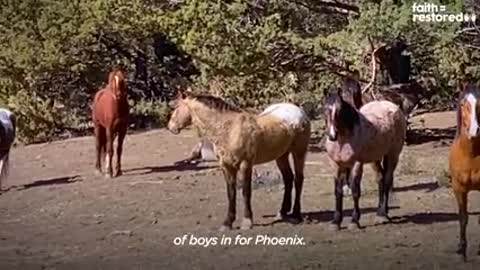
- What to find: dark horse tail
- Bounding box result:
[0,112,15,188]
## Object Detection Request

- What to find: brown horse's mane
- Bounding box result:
[187,92,243,112]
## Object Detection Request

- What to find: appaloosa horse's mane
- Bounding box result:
[188,93,243,112]
[456,81,480,137]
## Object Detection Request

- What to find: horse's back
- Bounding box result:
[359,100,406,160]
[252,103,310,164]
[360,101,406,129]
[258,103,309,131]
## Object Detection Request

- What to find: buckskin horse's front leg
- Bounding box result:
[239,161,253,230]
[220,165,237,231]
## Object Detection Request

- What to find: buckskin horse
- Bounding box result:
[167,90,311,231]
[91,67,129,178]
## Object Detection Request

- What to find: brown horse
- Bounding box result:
[91,67,129,178]
[448,81,480,261]
[324,87,406,230]
[168,91,311,231]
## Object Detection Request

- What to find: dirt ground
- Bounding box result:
[1,111,480,270]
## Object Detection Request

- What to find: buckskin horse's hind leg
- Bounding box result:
[291,148,306,223]
[275,153,293,220]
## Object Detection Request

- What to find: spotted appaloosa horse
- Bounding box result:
[92,67,129,178]
[448,81,480,261]
[323,87,406,230]
[168,91,311,231]
[0,108,15,191]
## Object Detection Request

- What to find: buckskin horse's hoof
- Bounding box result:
[275,212,286,221]
[456,246,467,262]
[240,218,253,230]
[94,169,102,176]
[104,173,113,179]
[219,225,232,232]
[348,222,361,230]
[285,214,303,225]
[374,215,390,225]
[115,170,123,177]
[329,223,341,231]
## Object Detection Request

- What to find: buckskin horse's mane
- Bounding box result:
[187,92,243,112]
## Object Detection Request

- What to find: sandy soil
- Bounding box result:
[1,111,479,270]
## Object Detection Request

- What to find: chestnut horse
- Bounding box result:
[91,68,129,178]
[324,87,406,230]
[0,108,16,190]
[168,91,311,231]
[448,81,480,261]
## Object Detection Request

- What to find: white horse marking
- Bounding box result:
[260,103,308,129]
[466,93,479,138]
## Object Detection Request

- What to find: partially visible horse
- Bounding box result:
[167,91,311,231]
[91,67,129,178]
[323,87,406,229]
[448,81,480,261]
[0,108,15,190]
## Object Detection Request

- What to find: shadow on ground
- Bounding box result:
[1,175,82,195]
[406,127,456,146]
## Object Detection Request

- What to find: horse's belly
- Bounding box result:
[253,131,294,165]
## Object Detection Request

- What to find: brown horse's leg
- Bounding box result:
[220,164,237,231]
[94,124,106,175]
[376,155,398,224]
[104,128,114,178]
[291,149,307,223]
[453,188,468,261]
[331,167,347,231]
[349,162,363,229]
[115,125,127,177]
[239,161,253,230]
[275,153,293,219]
[371,161,386,222]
